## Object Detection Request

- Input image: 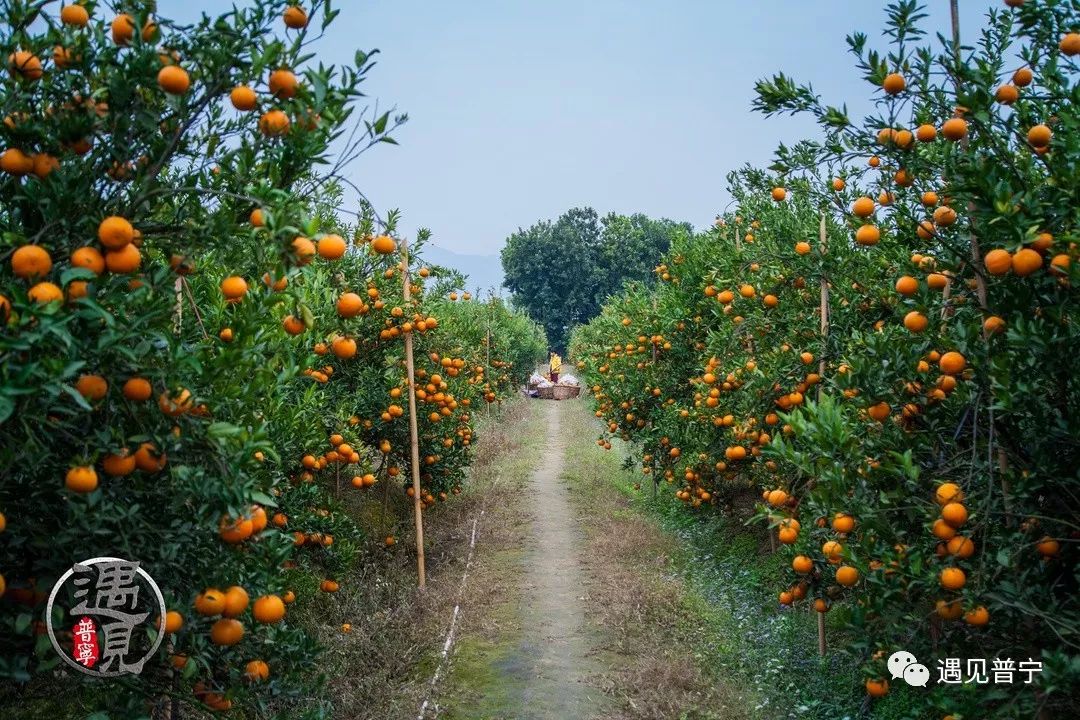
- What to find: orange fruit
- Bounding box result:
[102,449,136,477]
[935,482,964,505]
[210,618,244,646]
[195,588,226,616]
[835,565,859,586]
[983,248,1012,275]
[855,224,880,246]
[867,401,890,422]
[317,234,347,259]
[865,679,889,698]
[219,327,234,342]
[71,246,105,275]
[1027,124,1052,148]
[284,5,309,28]
[331,336,357,359]
[219,516,254,544]
[933,206,957,227]
[98,216,134,249]
[1013,66,1033,86]
[28,281,63,303]
[104,243,141,273]
[995,84,1019,104]
[822,540,843,562]
[252,595,286,623]
[851,197,875,217]
[11,244,52,278]
[222,586,250,618]
[938,351,966,375]
[915,123,937,142]
[320,579,339,593]
[946,536,975,559]
[291,236,316,264]
[831,513,855,533]
[250,208,265,227]
[230,85,257,111]
[158,388,193,416]
[763,294,778,308]
[770,187,786,202]
[1059,32,1080,55]
[245,659,270,682]
[1,148,34,175]
[983,315,1006,334]
[794,241,811,255]
[882,73,905,94]
[8,50,42,81]
[941,117,968,140]
[371,235,397,254]
[31,152,59,178]
[157,65,190,94]
[1011,248,1042,276]
[927,273,948,290]
[792,555,813,574]
[60,4,90,26]
[269,69,298,98]
[939,567,966,590]
[337,292,364,317]
[134,442,166,473]
[164,610,183,634]
[75,374,108,400]
[121,378,152,403]
[283,315,306,335]
[932,518,957,541]
[941,502,968,528]
[111,13,136,44]
[895,275,918,295]
[964,606,990,626]
[1036,536,1060,557]
[65,466,98,493]
[936,599,963,620]
[903,311,928,333]
[739,284,755,298]
[220,276,248,300]
[259,109,290,136]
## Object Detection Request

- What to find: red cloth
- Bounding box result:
[550,372,559,383]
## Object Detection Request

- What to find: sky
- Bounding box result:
[177,1,1000,255]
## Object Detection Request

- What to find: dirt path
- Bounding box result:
[435,399,609,719]
[435,398,749,720]
[512,400,608,718]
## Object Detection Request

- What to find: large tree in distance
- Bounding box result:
[501,207,690,351]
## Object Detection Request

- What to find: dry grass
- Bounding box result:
[561,400,752,720]
[312,399,541,720]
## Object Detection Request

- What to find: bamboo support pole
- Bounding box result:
[818,212,829,657]
[401,236,426,589]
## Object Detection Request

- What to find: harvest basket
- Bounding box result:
[537,385,555,400]
[552,384,580,400]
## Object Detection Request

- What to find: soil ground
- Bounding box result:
[428,397,750,720]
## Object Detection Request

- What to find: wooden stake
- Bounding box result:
[173,277,183,335]
[818,212,829,658]
[818,213,829,402]
[401,235,426,589]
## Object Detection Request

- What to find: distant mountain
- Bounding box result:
[423,244,506,297]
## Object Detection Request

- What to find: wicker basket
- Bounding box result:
[537,385,555,400]
[552,384,580,400]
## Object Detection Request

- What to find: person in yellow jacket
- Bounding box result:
[549,352,561,383]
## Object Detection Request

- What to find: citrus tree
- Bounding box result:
[0,2,544,717]
[571,1,1078,717]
